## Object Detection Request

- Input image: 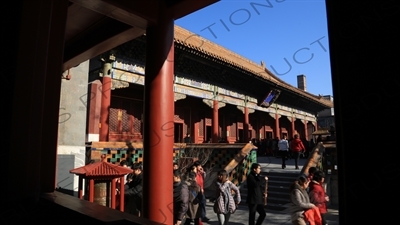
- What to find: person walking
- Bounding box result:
[288,174,320,225]
[246,163,267,225]
[184,171,202,225]
[290,134,306,169]
[124,162,143,216]
[278,135,289,169]
[309,171,329,225]
[193,161,209,222]
[173,169,189,225]
[213,169,241,225]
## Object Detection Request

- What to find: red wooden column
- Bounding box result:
[99,54,115,141]
[194,121,200,144]
[78,176,83,199]
[89,179,95,202]
[142,9,174,225]
[244,107,249,142]
[88,80,102,141]
[212,99,219,143]
[275,113,280,138]
[291,117,296,137]
[304,120,309,141]
[119,175,125,212]
[111,179,116,209]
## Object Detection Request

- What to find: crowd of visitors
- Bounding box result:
[288,167,329,225]
[113,134,328,225]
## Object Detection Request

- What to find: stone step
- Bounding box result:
[237,197,290,211]
[266,190,290,199]
[229,200,289,211]
[267,185,290,192]
[237,171,299,212]
[241,180,294,189]
[265,174,299,182]
[266,203,289,211]
[240,185,290,194]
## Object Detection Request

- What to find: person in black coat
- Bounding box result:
[246,163,268,225]
[124,162,143,216]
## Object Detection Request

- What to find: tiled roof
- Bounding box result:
[173,26,333,109]
[70,156,132,177]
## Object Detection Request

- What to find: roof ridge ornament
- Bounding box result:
[260,60,265,68]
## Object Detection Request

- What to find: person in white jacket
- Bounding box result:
[278,135,289,169]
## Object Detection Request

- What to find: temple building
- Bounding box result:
[7,1,372,224]
[56,24,334,200]
[57,25,333,182]
[82,26,332,144]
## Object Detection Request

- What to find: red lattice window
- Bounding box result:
[133,117,141,133]
[109,108,119,132]
[133,105,142,133]
[122,110,130,132]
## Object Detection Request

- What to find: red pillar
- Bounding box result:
[111,179,116,209]
[244,107,249,142]
[142,11,174,225]
[78,176,83,199]
[194,121,200,144]
[87,80,102,140]
[119,175,125,212]
[304,120,309,141]
[291,117,295,138]
[89,179,94,202]
[212,100,219,143]
[99,56,114,141]
[275,113,280,138]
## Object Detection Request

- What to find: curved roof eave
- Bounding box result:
[174,26,333,109]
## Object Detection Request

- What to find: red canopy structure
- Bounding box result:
[70,155,133,212]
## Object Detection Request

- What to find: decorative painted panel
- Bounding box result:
[112,61,145,75]
[174,84,213,99]
[218,87,246,99]
[111,69,145,85]
[174,76,214,91]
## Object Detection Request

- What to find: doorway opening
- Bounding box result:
[205,125,212,143]
[174,123,183,143]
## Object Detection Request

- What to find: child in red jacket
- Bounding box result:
[308,171,329,225]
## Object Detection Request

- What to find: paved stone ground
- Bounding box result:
[201,156,339,225]
[203,202,339,225]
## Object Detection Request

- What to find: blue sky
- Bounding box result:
[175,0,333,96]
